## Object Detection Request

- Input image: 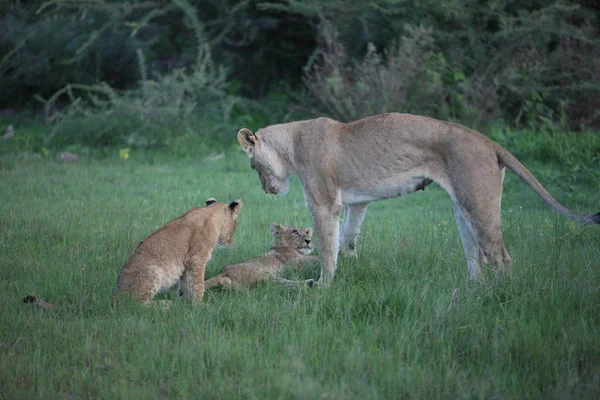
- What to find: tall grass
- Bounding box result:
[0,145,599,398]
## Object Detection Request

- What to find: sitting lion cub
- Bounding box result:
[205,223,317,289]
[115,198,243,305]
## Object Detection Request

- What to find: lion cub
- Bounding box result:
[115,198,243,305]
[205,223,317,289]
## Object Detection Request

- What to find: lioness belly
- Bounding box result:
[341,176,432,204]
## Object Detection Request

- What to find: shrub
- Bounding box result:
[0,5,144,107]
[302,21,442,122]
[34,0,237,150]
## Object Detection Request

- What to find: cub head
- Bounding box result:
[205,198,243,246]
[237,128,290,195]
[270,222,313,255]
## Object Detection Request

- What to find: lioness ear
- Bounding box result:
[270,222,283,236]
[205,198,217,206]
[229,199,243,214]
[237,128,258,156]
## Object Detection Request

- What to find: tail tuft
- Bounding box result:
[23,295,37,304]
[586,212,600,225]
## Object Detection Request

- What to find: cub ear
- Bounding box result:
[305,228,313,237]
[270,222,283,236]
[205,198,217,206]
[237,128,258,156]
[228,199,243,214]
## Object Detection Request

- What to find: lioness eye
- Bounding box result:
[292,230,301,236]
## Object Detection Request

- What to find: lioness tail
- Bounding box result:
[494,145,600,225]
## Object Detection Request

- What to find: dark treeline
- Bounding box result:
[1,0,599,132]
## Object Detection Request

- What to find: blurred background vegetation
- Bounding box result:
[0,0,599,154]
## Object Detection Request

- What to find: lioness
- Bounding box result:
[204,223,317,289]
[237,113,599,287]
[115,198,243,304]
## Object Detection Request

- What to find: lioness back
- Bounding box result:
[205,222,317,288]
[115,198,243,304]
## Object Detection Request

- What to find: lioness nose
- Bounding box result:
[305,239,311,245]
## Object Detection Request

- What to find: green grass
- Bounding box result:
[1,147,599,399]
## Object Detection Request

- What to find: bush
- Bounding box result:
[34,0,237,150]
[302,21,442,122]
[0,5,144,107]
[2,0,599,131]
[283,0,600,130]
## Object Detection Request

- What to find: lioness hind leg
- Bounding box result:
[456,199,512,276]
[455,209,511,277]
[448,158,512,277]
[453,205,486,279]
[339,202,369,258]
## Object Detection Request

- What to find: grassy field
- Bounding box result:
[1,147,599,399]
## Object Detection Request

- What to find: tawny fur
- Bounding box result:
[237,113,600,287]
[115,198,242,304]
[205,223,317,289]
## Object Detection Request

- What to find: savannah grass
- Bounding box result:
[0,145,599,399]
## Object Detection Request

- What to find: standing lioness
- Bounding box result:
[237,113,599,287]
[116,198,243,304]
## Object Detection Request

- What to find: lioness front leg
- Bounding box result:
[339,202,369,258]
[181,253,210,303]
[310,203,342,287]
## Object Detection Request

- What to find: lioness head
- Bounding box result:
[206,198,243,246]
[270,222,313,255]
[237,128,290,195]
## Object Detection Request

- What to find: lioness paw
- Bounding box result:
[339,248,357,259]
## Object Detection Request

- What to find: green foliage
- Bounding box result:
[38,48,233,149]
[302,21,442,122]
[2,0,600,135]
[194,0,317,97]
[0,2,145,106]
[29,0,237,150]
[267,0,600,130]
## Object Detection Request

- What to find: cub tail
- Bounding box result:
[23,295,57,310]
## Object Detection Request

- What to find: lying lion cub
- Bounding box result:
[204,223,317,289]
[115,198,242,305]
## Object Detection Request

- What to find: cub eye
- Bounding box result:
[292,230,301,237]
